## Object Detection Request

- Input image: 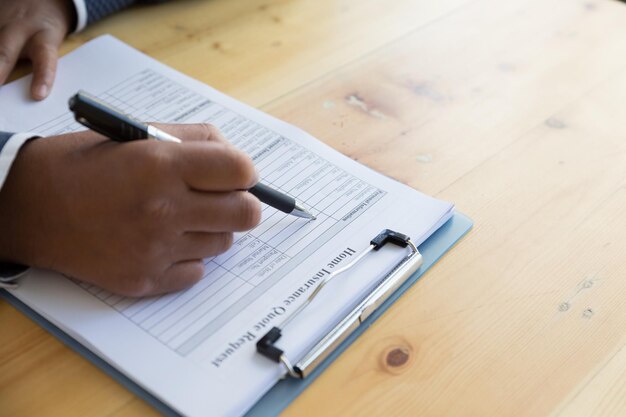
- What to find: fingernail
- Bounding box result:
[34,84,48,99]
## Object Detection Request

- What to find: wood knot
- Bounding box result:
[381,345,413,374]
[387,348,409,366]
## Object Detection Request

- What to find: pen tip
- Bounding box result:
[292,203,316,220]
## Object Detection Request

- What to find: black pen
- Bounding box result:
[68,90,315,220]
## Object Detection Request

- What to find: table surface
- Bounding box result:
[2,0,626,416]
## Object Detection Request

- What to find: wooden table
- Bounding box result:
[2,0,625,415]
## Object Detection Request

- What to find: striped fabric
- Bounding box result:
[85,0,166,25]
[85,0,137,25]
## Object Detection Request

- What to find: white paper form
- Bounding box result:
[0,36,454,417]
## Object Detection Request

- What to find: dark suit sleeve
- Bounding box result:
[85,0,138,25]
[86,0,167,25]
[72,0,167,31]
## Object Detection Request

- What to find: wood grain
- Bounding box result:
[2,0,625,416]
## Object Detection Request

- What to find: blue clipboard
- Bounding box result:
[0,212,472,417]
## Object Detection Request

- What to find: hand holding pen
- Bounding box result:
[0,122,264,296]
[69,91,315,220]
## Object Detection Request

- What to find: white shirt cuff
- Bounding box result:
[0,132,40,191]
[70,0,88,32]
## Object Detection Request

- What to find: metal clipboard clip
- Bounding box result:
[256,229,423,379]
